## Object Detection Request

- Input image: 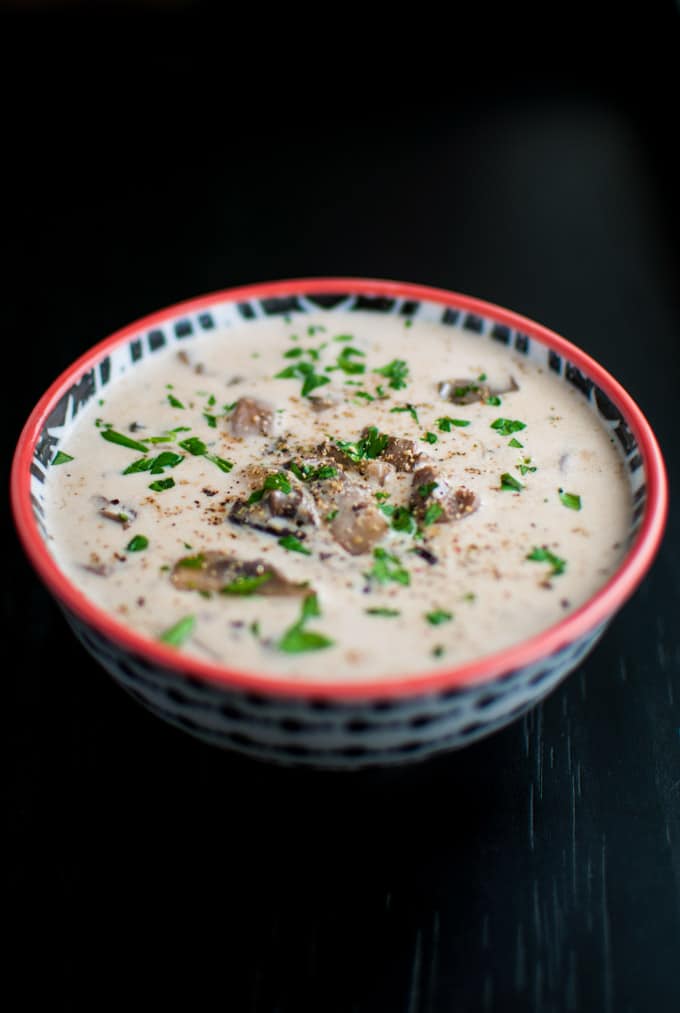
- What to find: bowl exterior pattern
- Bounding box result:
[22,283,649,765]
[65,603,607,768]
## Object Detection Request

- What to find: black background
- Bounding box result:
[5,3,680,1011]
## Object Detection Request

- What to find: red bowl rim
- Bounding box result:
[10,277,669,700]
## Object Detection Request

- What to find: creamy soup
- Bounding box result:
[44,311,631,682]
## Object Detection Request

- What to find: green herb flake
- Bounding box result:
[283,347,304,358]
[101,429,150,453]
[278,593,334,654]
[432,645,445,658]
[418,481,438,498]
[203,413,217,428]
[333,334,354,342]
[167,393,185,409]
[247,472,292,505]
[159,615,196,648]
[425,609,453,625]
[334,425,389,462]
[205,454,233,473]
[508,437,523,448]
[365,547,410,586]
[404,318,413,328]
[559,489,582,511]
[126,534,149,552]
[326,509,338,522]
[490,418,526,436]
[148,477,175,493]
[373,358,410,390]
[365,608,401,617]
[500,473,524,492]
[353,390,375,403]
[278,535,312,555]
[390,403,419,423]
[289,462,337,483]
[526,546,567,576]
[221,572,273,595]
[421,431,438,445]
[275,360,331,398]
[178,436,208,456]
[51,450,74,466]
[422,502,444,526]
[518,460,537,476]
[485,395,502,406]
[437,416,470,431]
[333,346,366,375]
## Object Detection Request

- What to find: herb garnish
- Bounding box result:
[422,502,444,526]
[485,395,502,406]
[167,393,185,409]
[490,418,526,436]
[437,417,470,431]
[101,429,149,453]
[148,477,176,492]
[289,462,337,482]
[365,547,410,586]
[126,535,149,552]
[559,489,582,510]
[365,608,400,617]
[526,546,566,576]
[334,425,389,462]
[278,535,312,555]
[333,334,353,342]
[390,404,419,424]
[221,572,273,595]
[331,346,365,375]
[425,609,453,625]
[178,436,208,456]
[418,481,438,498]
[421,432,438,444]
[275,360,330,397]
[278,593,334,653]
[379,503,418,535]
[518,459,537,476]
[373,358,410,390]
[159,615,196,647]
[177,553,206,568]
[203,413,217,428]
[52,450,74,466]
[123,451,184,475]
[248,472,292,505]
[500,473,523,492]
[508,437,524,448]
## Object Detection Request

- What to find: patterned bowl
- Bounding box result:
[11,279,668,768]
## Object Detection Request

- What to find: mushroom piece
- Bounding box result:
[365,458,395,486]
[330,491,388,555]
[380,436,423,472]
[94,496,137,529]
[229,397,276,437]
[410,464,479,523]
[228,473,320,537]
[438,376,519,404]
[171,551,309,596]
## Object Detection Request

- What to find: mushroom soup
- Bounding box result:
[44,311,632,682]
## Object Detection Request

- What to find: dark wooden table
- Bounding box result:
[5,8,680,1011]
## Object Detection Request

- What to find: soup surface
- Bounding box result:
[44,311,631,682]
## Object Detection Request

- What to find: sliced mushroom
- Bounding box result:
[410,465,479,523]
[94,496,137,529]
[229,397,276,437]
[308,391,342,412]
[380,436,423,472]
[330,491,388,555]
[171,551,308,596]
[438,376,519,404]
[229,497,309,539]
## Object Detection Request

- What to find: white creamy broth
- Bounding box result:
[45,311,631,683]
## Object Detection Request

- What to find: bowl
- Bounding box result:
[11,278,668,768]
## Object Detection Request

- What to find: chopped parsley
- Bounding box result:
[390,404,419,424]
[203,413,217,428]
[204,454,233,473]
[335,425,389,462]
[425,609,453,625]
[178,436,208,456]
[331,346,366,375]
[123,451,184,475]
[500,473,523,492]
[125,535,149,552]
[353,390,375,403]
[373,358,410,390]
[275,360,331,397]
[326,509,338,522]
[278,593,334,653]
[289,462,337,482]
[283,347,304,358]
[101,429,149,453]
[278,535,311,555]
[437,417,470,431]
[51,450,74,466]
[333,333,353,342]
[418,481,438,498]
[508,437,524,448]
[526,546,566,576]
[559,489,582,510]
[421,432,438,444]
[490,418,526,436]
[248,472,292,505]
[432,645,446,658]
[365,607,400,617]
[485,395,502,406]
[167,393,185,409]
[148,477,176,493]
[422,502,444,526]
[159,615,195,647]
[177,553,206,568]
[221,572,273,595]
[379,503,418,535]
[518,460,537,476]
[365,547,410,586]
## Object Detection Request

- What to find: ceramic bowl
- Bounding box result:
[11,278,668,768]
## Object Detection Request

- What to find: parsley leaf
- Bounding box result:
[526,546,566,575]
[159,615,195,647]
[425,609,453,625]
[490,418,526,436]
[248,473,291,504]
[437,416,470,431]
[365,547,410,586]
[559,489,582,511]
[390,404,419,423]
[373,358,410,390]
[126,535,149,552]
[51,450,74,465]
[500,473,523,492]
[278,535,312,555]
